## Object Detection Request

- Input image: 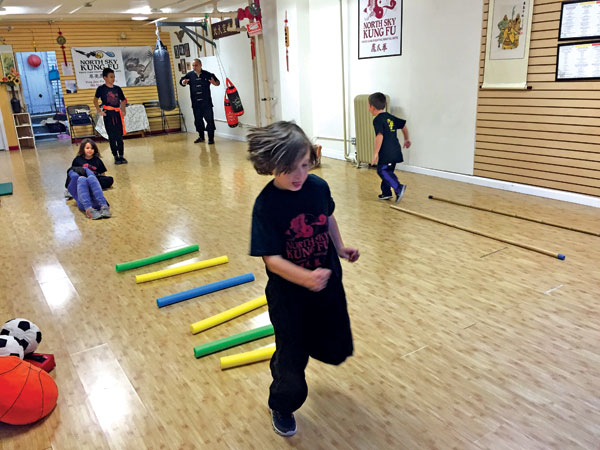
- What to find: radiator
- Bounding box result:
[353,94,390,166]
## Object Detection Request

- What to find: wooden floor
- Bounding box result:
[0,134,599,450]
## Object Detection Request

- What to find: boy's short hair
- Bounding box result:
[102,68,115,78]
[368,92,386,110]
[247,121,318,175]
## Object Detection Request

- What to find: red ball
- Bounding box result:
[27,54,42,68]
[0,356,58,425]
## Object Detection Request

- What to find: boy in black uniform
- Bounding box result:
[180,59,220,144]
[248,121,360,437]
[94,68,128,164]
[368,92,411,203]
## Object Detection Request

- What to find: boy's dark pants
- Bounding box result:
[377,162,401,196]
[266,275,353,414]
[103,112,124,157]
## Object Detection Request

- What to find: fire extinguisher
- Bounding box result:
[225,94,239,128]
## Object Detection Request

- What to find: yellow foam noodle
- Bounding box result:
[135,255,228,283]
[220,345,276,370]
[190,295,267,334]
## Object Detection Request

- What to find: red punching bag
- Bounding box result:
[225,78,244,116]
[225,94,238,128]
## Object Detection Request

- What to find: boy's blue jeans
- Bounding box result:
[68,168,108,211]
[377,162,401,196]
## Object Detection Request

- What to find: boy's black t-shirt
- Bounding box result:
[94,84,125,108]
[71,156,107,175]
[251,174,342,288]
[373,112,406,165]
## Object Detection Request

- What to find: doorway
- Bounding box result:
[16,51,67,143]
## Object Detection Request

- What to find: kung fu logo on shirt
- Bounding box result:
[285,213,329,269]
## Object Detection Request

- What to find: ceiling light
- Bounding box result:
[131,16,149,20]
[48,4,62,14]
[149,17,168,24]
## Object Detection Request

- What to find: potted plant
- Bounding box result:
[0,67,23,113]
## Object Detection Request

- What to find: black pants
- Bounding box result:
[192,102,215,141]
[103,112,124,157]
[266,275,353,414]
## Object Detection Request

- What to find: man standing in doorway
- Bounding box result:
[180,59,220,144]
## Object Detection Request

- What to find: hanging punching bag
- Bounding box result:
[224,94,238,128]
[153,37,177,111]
[225,78,244,116]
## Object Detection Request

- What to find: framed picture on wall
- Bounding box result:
[179,45,186,57]
[183,43,190,57]
[0,52,16,77]
[556,40,600,81]
[559,0,600,41]
[174,45,180,58]
[358,0,402,59]
[179,58,186,74]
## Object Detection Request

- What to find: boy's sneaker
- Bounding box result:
[378,194,393,200]
[100,205,111,218]
[194,136,205,143]
[85,208,102,220]
[114,156,122,165]
[395,184,407,203]
[64,189,73,199]
[271,410,297,437]
[120,156,128,164]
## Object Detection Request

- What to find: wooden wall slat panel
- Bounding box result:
[477,0,600,197]
[1,21,181,134]
[477,135,600,153]
[476,149,600,171]
[475,156,600,180]
[476,141,600,162]
[477,127,600,145]
[473,169,600,196]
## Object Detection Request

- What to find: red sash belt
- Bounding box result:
[103,105,126,135]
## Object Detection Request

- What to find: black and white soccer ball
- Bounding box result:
[0,335,24,359]
[1,318,42,355]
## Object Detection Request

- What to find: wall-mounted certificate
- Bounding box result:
[556,41,600,80]
[559,1,600,41]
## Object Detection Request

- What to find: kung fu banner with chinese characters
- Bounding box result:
[71,47,127,89]
[359,0,402,59]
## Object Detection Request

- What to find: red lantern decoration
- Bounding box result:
[27,54,42,68]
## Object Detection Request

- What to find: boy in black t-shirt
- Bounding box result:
[368,92,411,203]
[249,121,360,437]
[94,68,128,164]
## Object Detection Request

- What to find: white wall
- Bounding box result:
[273,0,482,175]
[166,5,282,141]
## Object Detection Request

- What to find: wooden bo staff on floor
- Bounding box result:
[390,205,566,260]
[429,195,599,237]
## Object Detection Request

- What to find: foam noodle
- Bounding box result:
[136,255,228,283]
[193,324,273,358]
[116,244,199,272]
[157,273,255,308]
[220,345,276,370]
[190,295,267,334]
